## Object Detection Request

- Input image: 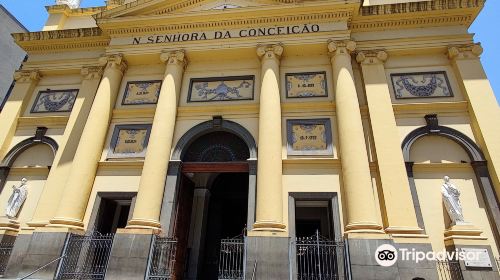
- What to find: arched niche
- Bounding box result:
[401,114,500,245]
[0,127,58,191]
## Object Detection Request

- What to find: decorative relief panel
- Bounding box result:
[31,89,78,113]
[108,124,152,158]
[122,80,162,105]
[188,76,254,102]
[286,119,333,156]
[390,71,453,99]
[286,72,327,98]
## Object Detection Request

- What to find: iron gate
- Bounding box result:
[146,236,177,280]
[218,235,245,280]
[292,231,345,280]
[437,260,464,280]
[56,232,114,280]
[0,242,13,276]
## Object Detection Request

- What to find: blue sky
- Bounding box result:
[0,0,498,104]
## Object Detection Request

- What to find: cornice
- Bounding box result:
[352,0,484,32]
[360,0,485,16]
[12,27,109,53]
[281,102,335,114]
[100,10,352,36]
[97,160,144,171]
[17,116,70,128]
[283,158,341,168]
[46,4,107,16]
[177,104,259,118]
[392,101,468,116]
[112,108,156,119]
[412,162,472,172]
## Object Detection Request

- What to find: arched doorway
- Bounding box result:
[163,118,256,280]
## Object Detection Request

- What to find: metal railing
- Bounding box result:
[146,236,177,280]
[436,260,464,280]
[56,231,114,280]
[218,234,245,280]
[0,242,13,276]
[292,231,345,280]
[20,255,65,280]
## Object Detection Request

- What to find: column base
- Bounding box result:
[0,216,20,232]
[444,224,484,241]
[48,217,84,230]
[126,218,161,230]
[345,222,384,234]
[385,226,425,237]
[26,219,50,228]
[252,220,286,232]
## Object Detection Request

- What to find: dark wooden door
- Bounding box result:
[172,175,194,280]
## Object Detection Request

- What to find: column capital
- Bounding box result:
[13,70,41,83]
[81,66,103,80]
[98,54,128,74]
[160,50,187,68]
[356,50,388,65]
[448,43,483,60]
[327,40,356,57]
[256,43,283,60]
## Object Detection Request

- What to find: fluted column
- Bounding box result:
[127,50,186,230]
[49,55,127,229]
[328,40,382,233]
[0,70,41,161]
[448,43,500,200]
[356,50,422,235]
[253,44,285,232]
[28,66,103,227]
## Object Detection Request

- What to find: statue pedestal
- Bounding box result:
[444,224,484,241]
[0,216,20,232]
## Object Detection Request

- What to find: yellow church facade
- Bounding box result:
[0,0,499,279]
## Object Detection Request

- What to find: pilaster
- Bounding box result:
[356,50,423,236]
[0,70,41,162]
[448,43,500,203]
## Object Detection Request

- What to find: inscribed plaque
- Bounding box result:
[108,124,152,158]
[287,119,332,156]
[286,72,327,98]
[461,248,492,268]
[122,80,162,105]
[31,89,78,113]
[188,76,254,102]
[391,71,453,99]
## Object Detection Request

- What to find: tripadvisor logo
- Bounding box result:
[375,244,482,267]
[375,244,398,267]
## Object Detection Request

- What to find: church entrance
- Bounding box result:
[168,123,255,280]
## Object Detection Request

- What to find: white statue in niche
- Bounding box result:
[5,178,28,219]
[56,0,81,9]
[441,176,466,225]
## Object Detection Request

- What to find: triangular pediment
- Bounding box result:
[96,0,289,19]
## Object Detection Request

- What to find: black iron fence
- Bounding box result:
[218,235,245,280]
[56,232,114,280]
[0,242,14,276]
[292,231,345,280]
[146,236,177,280]
[436,260,464,280]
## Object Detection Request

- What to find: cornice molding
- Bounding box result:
[17,116,69,128]
[392,101,468,116]
[13,27,103,42]
[360,0,485,16]
[102,11,352,36]
[352,14,473,32]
